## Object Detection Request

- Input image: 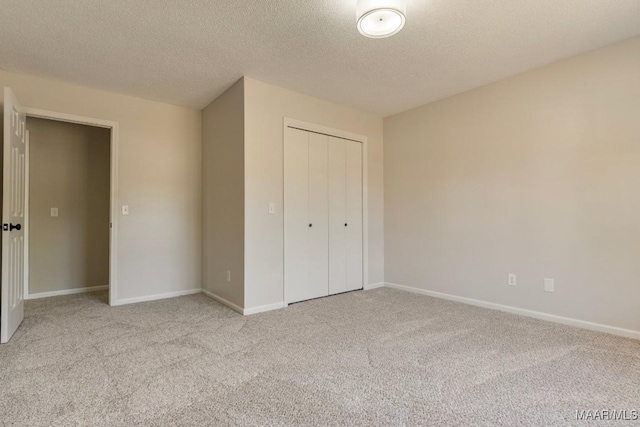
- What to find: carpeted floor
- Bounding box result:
[0,288,638,426]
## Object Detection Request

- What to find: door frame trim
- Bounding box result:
[23,107,119,307]
[282,118,369,305]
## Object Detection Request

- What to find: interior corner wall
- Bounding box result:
[1,70,202,302]
[28,118,110,295]
[243,77,384,310]
[383,36,640,332]
[202,78,245,308]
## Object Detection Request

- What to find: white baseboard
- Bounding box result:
[112,289,201,306]
[244,301,285,316]
[27,285,108,300]
[201,289,243,315]
[201,289,284,316]
[385,282,640,341]
[364,282,385,290]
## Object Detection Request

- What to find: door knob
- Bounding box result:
[309,224,313,227]
[2,223,21,231]
[345,223,348,227]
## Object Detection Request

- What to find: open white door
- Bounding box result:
[1,87,26,344]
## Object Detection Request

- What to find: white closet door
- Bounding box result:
[346,140,363,291]
[284,128,311,304]
[307,133,329,300]
[328,137,346,295]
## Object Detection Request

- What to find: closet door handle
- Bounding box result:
[309,224,313,228]
[345,223,348,227]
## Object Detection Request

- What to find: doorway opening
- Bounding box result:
[21,106,119,313]
[26,117,111,304]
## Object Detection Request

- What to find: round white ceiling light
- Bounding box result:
[357,0,406,39]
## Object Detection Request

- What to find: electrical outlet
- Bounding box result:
[50,207,59,217]
[226,271,231,282]
[508,274,517,286]
[544,278,555,293]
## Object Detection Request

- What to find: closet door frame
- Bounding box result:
[283,118,368,306]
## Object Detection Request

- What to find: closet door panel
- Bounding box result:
[328,137,346,295]
[307,133,329,300]
[346,141,363,291]
[284,128,310,304]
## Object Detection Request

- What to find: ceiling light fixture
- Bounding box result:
[357,0,406,39]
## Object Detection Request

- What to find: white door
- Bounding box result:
[328,137,347,295]
[307,133,329,300]
[284,125,363,303]
[1,87,26,344]
[346,140,363,291]
[284,128,309,304]
[284,128,329,304]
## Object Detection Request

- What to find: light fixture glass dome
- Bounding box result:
[357,0,406,39]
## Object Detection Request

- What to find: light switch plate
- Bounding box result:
[122,205,129,216]
[50,208,59,217]
[268,203,275,214]
[508,274,517,286]
[544,278,555,293]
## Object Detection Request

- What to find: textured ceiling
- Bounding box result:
[1,0,639,117]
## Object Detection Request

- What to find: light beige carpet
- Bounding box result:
[0,288,638,426]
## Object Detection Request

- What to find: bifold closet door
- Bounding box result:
[307,133,329,300]
[284,128,329,304]
[284,128,309,304]
[328,137,347,295]
[328,137,363,295]
[345,140,363,291]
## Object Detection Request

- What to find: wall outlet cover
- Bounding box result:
[508,274,517,286]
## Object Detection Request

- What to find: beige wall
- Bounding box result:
[384,36,640,331]
[1,70,202,302]
[243,77,384,309]
[28,118,110,294]
[202,79,245,308]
